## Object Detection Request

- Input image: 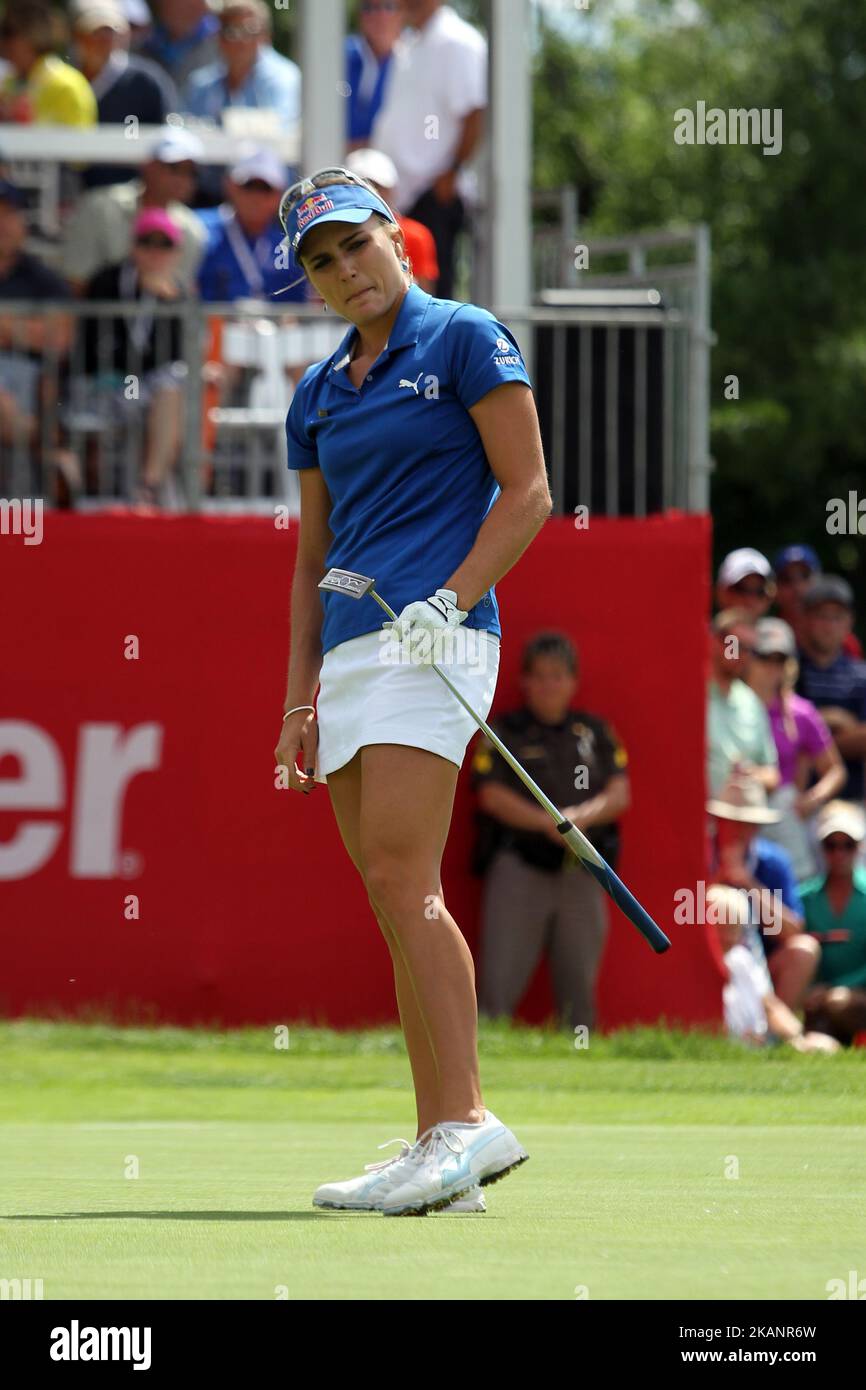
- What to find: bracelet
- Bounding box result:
[282,704,315,722]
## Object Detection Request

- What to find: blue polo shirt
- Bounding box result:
[796,649,866,799]
[285,283,533,655]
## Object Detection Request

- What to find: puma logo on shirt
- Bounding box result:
[398,373,424,395]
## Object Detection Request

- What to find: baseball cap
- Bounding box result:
[717,548,772,589]
[133,207,182,243]
[281,175,397,257]
[772,544,820,575]
[754,617,796,658]
[0,178,24,208]
[72,2,129,33]
[148,128,205,165]
[802,575,854,610]
[344,148,398,192]
[229,148,287,190]
[816,800,866,844]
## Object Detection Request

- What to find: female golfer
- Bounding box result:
[274,168,552,1216]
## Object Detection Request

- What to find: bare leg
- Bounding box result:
[326,751,443,1138]
[142,385,183,488]
[360,743,484,1125]
[768,935,820,1010]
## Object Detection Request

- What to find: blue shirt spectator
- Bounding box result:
[796,576,866,801]
[140,0,220,100]
[184,1,300,127]
[345,33,393,144]
[345,0,403,146]
[195,148,306,303]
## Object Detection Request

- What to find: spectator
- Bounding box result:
[0,179,72,486]
[746,617,845,878]
[796,576,866,805]
[122,0,153,51]
[372,0,486,298]
[801,801,866,1045]
[139,0,219,101]
[196,148,306,303]
[61,128,207,292]
[773,543,863,658]
[344,147,438,293]
[82,207,187,507]
[72,1,180,189]
[715,547,775,620]
[184,0,300,128]
[707,884,838,1052]
[471,631,630,1032]
[0,0,97,124]
[707,608,779,799]
[707,775,817,1011]
[345,0,403,149]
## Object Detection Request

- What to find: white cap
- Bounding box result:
[229,147,287,190]
[72,1,129,32]
[344,148,398,192]
[817,800,866,844]
[148,128,205,164]
[717,547,772,589]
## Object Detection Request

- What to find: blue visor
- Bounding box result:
[282,182,397,258]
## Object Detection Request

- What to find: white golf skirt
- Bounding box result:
[313,626,501,781]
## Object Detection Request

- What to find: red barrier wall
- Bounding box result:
[1,511,720,1030]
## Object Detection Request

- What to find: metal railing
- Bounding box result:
[0,301,345,511]
[1,241,708,518]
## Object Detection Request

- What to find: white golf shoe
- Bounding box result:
[380,1110,528,1216]
[312,1137,415,1211]
[439,1184,486,1213]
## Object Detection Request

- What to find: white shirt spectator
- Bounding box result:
[371,3,486,213]
[723,944,770,1040]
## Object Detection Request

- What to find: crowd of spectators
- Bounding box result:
[707,546,866,1050]
[5,3,862,1045]
[0,0,487,502]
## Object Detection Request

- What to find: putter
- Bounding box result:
[318,567,671,954]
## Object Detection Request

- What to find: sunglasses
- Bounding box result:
[135,234,175,249]
[753,651,787,664]
[823,838,857,852]
[220,22,265,39]
[278,167,372,238]
[237,178,277,194]
[731,580,769,597]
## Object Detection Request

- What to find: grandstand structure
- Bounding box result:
[0,0,710,516]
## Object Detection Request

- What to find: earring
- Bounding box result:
[322,301,328,313]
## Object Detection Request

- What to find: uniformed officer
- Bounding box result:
[471,631,630,1032]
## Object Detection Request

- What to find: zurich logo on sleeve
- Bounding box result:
[493,335,522,366]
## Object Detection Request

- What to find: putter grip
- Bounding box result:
[581,858,671,954]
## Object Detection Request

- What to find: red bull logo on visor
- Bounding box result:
[296,192,336,231]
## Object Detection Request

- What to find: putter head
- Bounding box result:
[318,568,376,600]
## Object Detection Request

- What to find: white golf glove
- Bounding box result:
[383,588,469,648]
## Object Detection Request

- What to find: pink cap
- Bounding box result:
[133,207,182,244]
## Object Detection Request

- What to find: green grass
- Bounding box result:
[1,1020,864,1300]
